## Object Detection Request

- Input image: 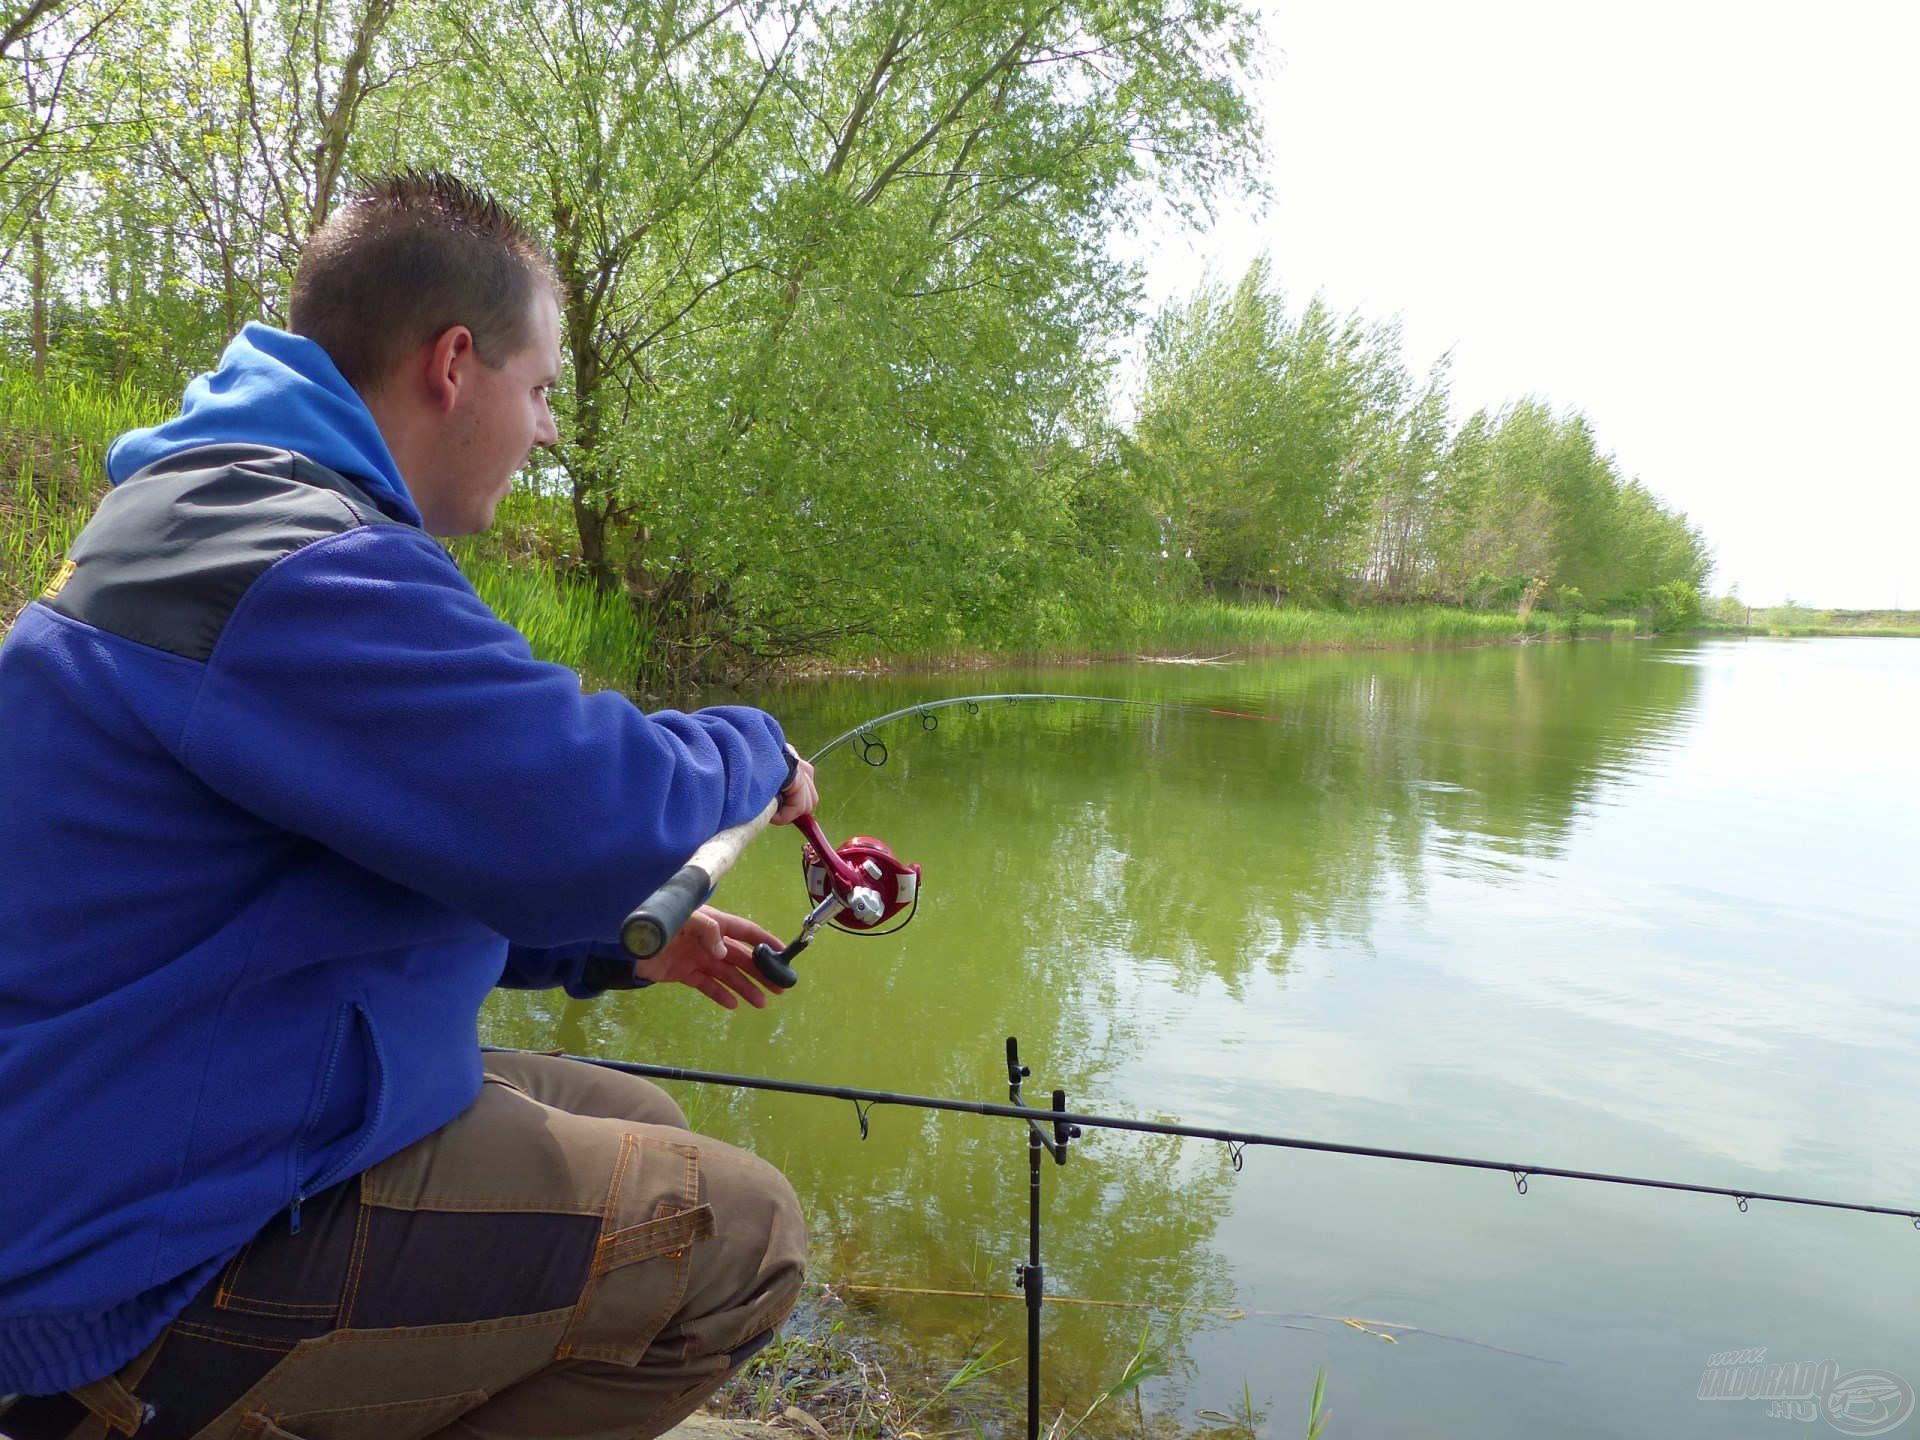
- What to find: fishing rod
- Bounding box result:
[616,686,1920,1220]
[620,695,1187,985]
[536,1049,1920,1227]
[508,1039,1919,1440]
[614,685,1920,1222]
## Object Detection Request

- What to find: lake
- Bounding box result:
[485,636,1920,1438]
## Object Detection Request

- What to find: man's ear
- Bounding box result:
[423,325,476,414]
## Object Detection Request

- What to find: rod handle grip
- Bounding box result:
[621,865,711,960]
[620,799,777,960]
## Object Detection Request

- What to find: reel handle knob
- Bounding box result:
[753,941,800,989]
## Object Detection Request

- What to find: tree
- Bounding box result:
[3,0,416,383]
[1135,258,1407,599]
[398,0,1262,677]
[109,0,410,329]
[1365,355,1451,598]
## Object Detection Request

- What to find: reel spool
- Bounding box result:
[804,835,920,932]
[751,816,924,989]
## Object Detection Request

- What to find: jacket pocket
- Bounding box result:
[289,998,388,1235]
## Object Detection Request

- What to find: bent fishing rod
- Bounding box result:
[607,690,1920,1227]
[620,693,1211,985]
[808,690,1279,767]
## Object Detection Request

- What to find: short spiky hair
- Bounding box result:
[289,171,562,391]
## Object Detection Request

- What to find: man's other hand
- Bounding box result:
[635,905,787,1008]
[772,748,817,825]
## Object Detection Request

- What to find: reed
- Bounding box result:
[1,368,165,623]
[453,550,655,695]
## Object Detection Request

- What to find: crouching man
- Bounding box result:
[0,172,812,1440]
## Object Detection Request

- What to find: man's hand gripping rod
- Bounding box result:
[619,807,919,989]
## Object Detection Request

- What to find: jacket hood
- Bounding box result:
[107,324,423,528]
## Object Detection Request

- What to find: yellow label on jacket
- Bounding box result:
[40,558,76,599]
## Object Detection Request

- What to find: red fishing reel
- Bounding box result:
[801,831,920,931]
[751,814,922,988]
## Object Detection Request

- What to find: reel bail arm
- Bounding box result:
[751,812,921,988]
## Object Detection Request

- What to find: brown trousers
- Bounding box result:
[7,1052,806,1440]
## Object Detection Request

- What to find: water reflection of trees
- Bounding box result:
[484,643,1702,1415]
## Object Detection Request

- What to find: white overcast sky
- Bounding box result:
[1125,0,1919,608]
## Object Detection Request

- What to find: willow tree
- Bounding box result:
[104,0,409,329]
[1136,258,1408,599]
[393,0,1262,676]
[1429,400,1708,610]
[1363,359,1451,598]
[3,0,418,383]
[1,0,129,372]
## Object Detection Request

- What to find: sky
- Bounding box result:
[1127,0,1919,608]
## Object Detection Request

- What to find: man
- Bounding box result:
[0,173,814,1439]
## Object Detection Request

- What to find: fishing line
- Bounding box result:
[803,688,1632,774]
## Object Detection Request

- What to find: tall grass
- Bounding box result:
[456,552,654,694]
[1,367,165,621]
[1118,597,1639,652]
[864,598,1643,673]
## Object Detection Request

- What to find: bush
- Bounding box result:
[1648,581,1703,631]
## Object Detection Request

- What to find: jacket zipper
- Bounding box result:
[289,1003,350,1234]
[289,1001,388,1234]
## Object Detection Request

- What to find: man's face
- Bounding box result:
[423,289,562,536]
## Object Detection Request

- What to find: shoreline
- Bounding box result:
[732,617,1646,691]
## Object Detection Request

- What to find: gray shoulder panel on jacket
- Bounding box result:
[47,444,405,662]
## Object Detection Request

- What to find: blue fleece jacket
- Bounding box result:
[0,327,792,1394]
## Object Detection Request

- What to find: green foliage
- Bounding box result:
[452,546,655,695]
[0,363,163,620]
[1306,1366,1330,1440]
[1773,595,1815,628]
[1137,259,1406,598]
[1465,571,1532,612]
[5,0,1716,673]
[1132,267,1711,619]
[1437,401,1709,612]
[1707,590,1748,625]
[1647,579,1703,632]
[382,0,1264,682]
[1055,1317,1178,1440]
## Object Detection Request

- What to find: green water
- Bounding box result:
[484,637,1920,1438]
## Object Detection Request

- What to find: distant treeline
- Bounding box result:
[1132,260,1710,625]
[4,0,1708,682]
[1699,600,1920,639]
